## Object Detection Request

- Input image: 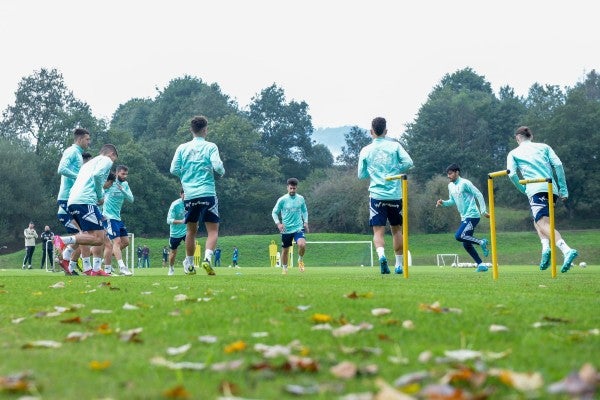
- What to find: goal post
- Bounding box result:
[304,241,373,267]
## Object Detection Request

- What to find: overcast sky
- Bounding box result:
[1,0,598,135]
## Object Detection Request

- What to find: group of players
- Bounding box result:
[51,115,579,277]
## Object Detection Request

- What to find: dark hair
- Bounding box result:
[116,165,128,172]
[287,177,299,186]
[74,128,90,139]
[371,117,387,136]
[191,116,208,134]
[100,144,118,158]
[515,126,533,138]
[82,152,92,161]
[445,163,460,173]
[106,170,116,182]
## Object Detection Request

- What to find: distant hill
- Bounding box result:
[311,126,360,158]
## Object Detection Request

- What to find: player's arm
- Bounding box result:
[272,200,284,232]
[210,146,225,177]
[547,147,568,198]
[507,155,526,194]
[357,149,369,179]
[396,145,414,172]
[301,199,309,232]
[169,147,183,178]
[469,182,489,217]
[57,150,79,179]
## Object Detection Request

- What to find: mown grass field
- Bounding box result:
[0,231,598,399]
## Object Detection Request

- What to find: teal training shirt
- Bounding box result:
[67,155,113,206]
[357,137,414,200]
[57,144,85,201]
[103,181,134,221]
[170,137,225,200]
[441,177,487,220]
[167,198,187,238]
[507,140,568,198]
[271,194,308,234]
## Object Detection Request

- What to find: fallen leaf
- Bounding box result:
[65,331,93,342]
[254,343,291,358]
[60,316,82,324]
[22,340,62,349]
[311,313,333,323]
[49,281,65,289]
[251,331,269,338]
[122,302,139,310]
[90,309,112,314]
[491,368,544,391]
[119,327,143,342]
[224,340,246,354]
[11,317,26,324]
[547,363,598,397]
[331,361,358,379]
[297,305,311,311]
[417,351,432,363]
[198,335,218,343]
[311,323,332,331]
[402,320,415,330]
[419,301,462,314]
[151,357,206,371]
[211,359,244,371]
[0,371,36,393]
[218,380,240,396]
[443,349,482,362]
[163,385,191,399]
[371,308,391,316]
[374,377,416,399]
[166,343,192,356]
[89,360,111,370]
[489,324,509,333]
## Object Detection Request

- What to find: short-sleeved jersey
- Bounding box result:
[67,155,113,206]
[57,144,85,201]
[358,137,413,200]
[170,137,225,200]
[441,177,487,220]
[507,140,568,198]
[167,198,187,238]
[103,181,134,221]
[271,193,308,234]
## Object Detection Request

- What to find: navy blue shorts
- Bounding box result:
[281,230,306,248]
[67,204,104,232]
[57,200,80,234]
[103,219,129,240]
[184,196,220,224]
[369,198,403,226]
[529,192,557,222]
[169,235,186,250]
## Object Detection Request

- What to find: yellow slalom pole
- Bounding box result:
[520,178,556,278]
[194,240,201,268]
[385,174,409,278]
[488,170,509,280]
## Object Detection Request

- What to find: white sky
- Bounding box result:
[1,0,598,135]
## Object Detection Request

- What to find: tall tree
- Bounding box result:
[248,84,314,179]
[0,68,103,157]
[336,126,371,167]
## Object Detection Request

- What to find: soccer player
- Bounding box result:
[232,246,239,268]
[170,116,225,276]
[102,165,134,276]
[436,164,490,272]
[271,178,309,275]
[358,117,414,275]
[55,128,91,275]
[507,126,578,273]
[166,190,186,276]
[54,144,119,276]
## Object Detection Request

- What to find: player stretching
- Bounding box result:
[170,116,224,276]
[54,144,119,275]
[358,117,414,275]
[507,126,578,273]
[55,128,91,275]
[166,190,186,276]
[102,165,134,276]
[436,164,490,272]
[271,178,309,275]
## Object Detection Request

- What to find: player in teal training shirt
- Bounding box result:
[436,164,490,272]
[166,189,187,276]
[170,116,225,276]
[507,126,578,273]
[358,117,413,275]
[272,178,309,275]
[102,165,134,276]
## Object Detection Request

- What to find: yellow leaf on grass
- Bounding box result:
[311,313,333,323]
[163,385,191,399]
[89,360,111,370]
[224,340,247,353]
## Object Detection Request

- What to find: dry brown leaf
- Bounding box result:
[60,316,82,324]
[119,327,143,342]
[372,308,391,316]
[331,361,358,379]
[491,368,544,391]
[163,385,191,399]
[0,371,36,393]
[374,377,416,399]
[65,331,93,342]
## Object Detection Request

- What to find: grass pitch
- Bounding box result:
[0,263,598,399]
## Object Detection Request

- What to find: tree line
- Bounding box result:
[1,67,599,251]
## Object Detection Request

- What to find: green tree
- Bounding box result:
[307,144,334,170]
[248,84,314,179]
[336,126,371,167]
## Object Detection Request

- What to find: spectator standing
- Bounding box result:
[137,245,143,268]
[142,245,150,268]
[39,225,55,270]
[22,222,38,269]
[214,246,221,267]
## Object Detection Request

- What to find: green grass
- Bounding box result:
[0,262,599,398]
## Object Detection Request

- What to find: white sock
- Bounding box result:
[556,240,572,256]
[204,249,214,261]
[63,236,77,245]
[282,264,288,269]
[185,256,194,265]
[62,246,74,261]
[82,257,91,270]
[92,257,102,271]
[376,247,385,258]
[69,260,78,272]
[395,255,403,267]
[298,256,303,261]
[117,259,126,269]
[541,239,550,253]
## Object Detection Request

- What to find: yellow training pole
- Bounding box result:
[488,169,509,280]
[520,178,556,278]
[194,240,202,268]
[385,174,409,278]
